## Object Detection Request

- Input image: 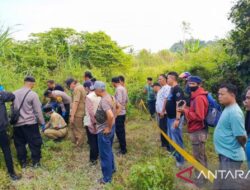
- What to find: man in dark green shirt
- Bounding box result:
[143,77,156,118]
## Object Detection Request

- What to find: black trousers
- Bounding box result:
[0,130,14,174]
[115,115,127,152]
[13,124,43,164]
[147,100,156,117]
[86,127,99,162]
[159,115,170,151]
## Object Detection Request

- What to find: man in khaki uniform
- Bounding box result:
[43,105,68,140]
[66,78,87,147]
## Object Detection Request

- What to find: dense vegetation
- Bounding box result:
[0,1,249,104]
[0,0,249,189]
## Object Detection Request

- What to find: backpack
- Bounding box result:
[205,93,222,127]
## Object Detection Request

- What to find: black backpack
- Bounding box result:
[10,90,31,125]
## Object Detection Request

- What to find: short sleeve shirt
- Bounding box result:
[166,85,184,119]
[214,103,247,161]
[115,85,128,115]
[144,85,155,101]
[155,85,171,113]
[96,95,116,133]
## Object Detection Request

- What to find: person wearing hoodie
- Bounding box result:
[177,76,208,186]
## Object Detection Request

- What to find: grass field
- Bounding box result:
[0,114,225,190]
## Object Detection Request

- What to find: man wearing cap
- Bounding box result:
[0,87,21,180]
[84,80,101,165]
[44,90,71,123]
[94,81,121,184]
[13,76,45,168]
[65,78,87,147]
[112,77,128,155]
[177,76,208,186]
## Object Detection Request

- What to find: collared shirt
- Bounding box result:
[144,85,155,101]
[72,84,87,118]
[47,112,67,129]
[14,87,45,126]
[155,85,171,113]
[114,85,128,115]
[51,90,72,113]
[214,103,247,161]
[84,92,101,134]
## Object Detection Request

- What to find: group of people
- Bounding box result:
[144,71,250,188]
[1,69,250,187]
[0,71,128,184]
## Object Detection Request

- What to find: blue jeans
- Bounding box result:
[246,137,250,169]
[167,117,185,165]
[98,125,116,183]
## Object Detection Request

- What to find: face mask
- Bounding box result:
[189,86,199,92]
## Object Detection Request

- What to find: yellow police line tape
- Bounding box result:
[138,99,215,183]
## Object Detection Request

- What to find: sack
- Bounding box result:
[205,93,222,127]
[9,90,31,125]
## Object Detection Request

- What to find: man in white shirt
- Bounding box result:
[156,74,171,150]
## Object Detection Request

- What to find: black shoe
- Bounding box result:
[32,162,41,168]
[90,160,98,166]
[20,161,27,169]
[117,150,127,156]
[9,173,22,181]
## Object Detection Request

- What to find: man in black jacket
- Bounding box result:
[0,89,21,180]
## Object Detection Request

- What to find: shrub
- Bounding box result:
[128,157,175,190]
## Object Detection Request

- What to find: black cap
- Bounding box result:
[43,105,53,113]
[65,78,75,88]
[152,82,161,87]
[24,76,35,82]
[111,77,120,83]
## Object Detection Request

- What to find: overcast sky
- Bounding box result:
[0,0,235,51]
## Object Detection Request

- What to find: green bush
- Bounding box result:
[128,157,175,190]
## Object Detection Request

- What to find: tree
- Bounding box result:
[80,31,131,68]
[227,0,250,85]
